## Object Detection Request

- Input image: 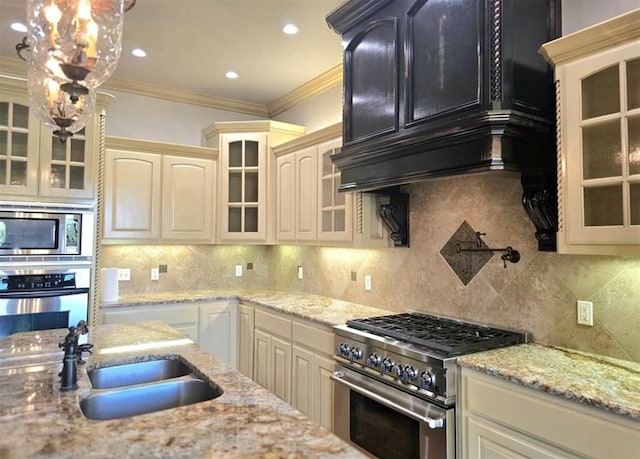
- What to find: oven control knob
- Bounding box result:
[382,358,395,373]
[350,347,363,360]
[338,343,351,358]
[367,353,381,368]
[404,365,418,381]
[393,364,404,378]
[421,371,434,388]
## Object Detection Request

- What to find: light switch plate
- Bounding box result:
[117,269,130,281]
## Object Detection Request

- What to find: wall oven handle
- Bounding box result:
[331,370,445,429]
[0,288,89,299]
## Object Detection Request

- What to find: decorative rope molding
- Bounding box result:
[490,0,502,102]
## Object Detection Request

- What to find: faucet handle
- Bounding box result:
[76,343,94,364]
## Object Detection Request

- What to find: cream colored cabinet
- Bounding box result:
[104,149,161,240]
[198,300,237,367]
[161,155,215,241]
[101,303,199,343]
[203,121,305,244]
[0,76,107,202]
[273,123,392,247]
[237,303,255,378]
[103,137,216,243]
[291,319,335,431]
[276,146,318,242]
[253,308,292,403]
[541,10,640,255]
[459,367,640,459]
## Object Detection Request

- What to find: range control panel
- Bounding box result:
[0,273,76,292]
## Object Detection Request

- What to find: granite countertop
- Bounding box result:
[0,321,366,459]
[457,343,640,420]
[102,288,392,328]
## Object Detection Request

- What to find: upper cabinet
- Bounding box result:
[103,137,217,243]
[203,121,305,244]
[540,9,640,255]
[326,0,561,192]
[0,76,109,202]
[273,123,392,247]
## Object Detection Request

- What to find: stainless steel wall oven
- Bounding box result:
[0,267,90,339]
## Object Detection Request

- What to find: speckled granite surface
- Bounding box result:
[102,289,392,327]
[0,321,366,459]
[457,343,640,420]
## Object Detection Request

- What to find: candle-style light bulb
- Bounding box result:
[44,1,62,47]
[86,20,98,61]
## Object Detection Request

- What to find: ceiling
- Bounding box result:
[0,0,345,114]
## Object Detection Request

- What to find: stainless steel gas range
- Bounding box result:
[331,312,527,459]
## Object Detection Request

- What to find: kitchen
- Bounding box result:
[0,0,639,458]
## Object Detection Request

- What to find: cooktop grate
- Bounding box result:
[346,312,526,356]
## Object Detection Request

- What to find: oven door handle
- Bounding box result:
[331,370,445,429]
[0,288,89,299]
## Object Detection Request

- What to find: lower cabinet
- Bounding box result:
[459,367,640,459]
[197,300,237,368]
[249,305,336,431]
[101,300,238,367]
[237,303,255,378]
[102,303,199,342]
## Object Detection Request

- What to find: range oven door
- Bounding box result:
[332,366,455,459]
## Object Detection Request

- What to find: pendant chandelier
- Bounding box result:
[16,0,136,141]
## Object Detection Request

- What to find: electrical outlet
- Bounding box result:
[235,265,243,277]
[577,300,593,326]
[151,268,159,281]
[365,275,372,291]
[117,269,130,281]
[297,265,304,280]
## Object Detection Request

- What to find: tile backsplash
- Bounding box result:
[101,175,640,363]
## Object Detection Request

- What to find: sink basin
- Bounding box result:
[87,358,193,389]
[79,378,223,420]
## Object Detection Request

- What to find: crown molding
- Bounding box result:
[1,55,343,119]
[540,8,640,65]
[273,122,343,157]
[106,135,218,159]
[267,64,343,117]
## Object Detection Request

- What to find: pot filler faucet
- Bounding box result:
[58,321,93,391]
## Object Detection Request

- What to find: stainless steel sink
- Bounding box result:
[79,378,223,420]
[87,358,193,389]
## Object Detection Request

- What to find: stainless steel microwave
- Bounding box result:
[0,205,94,258]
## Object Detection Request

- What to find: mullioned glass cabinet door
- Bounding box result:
[219,133,267,241]
[565,42,640,246]
[0,97,39,196]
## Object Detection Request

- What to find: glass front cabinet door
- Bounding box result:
[542,10,640,255]
[220,133,267,241]
[0,93,39,196]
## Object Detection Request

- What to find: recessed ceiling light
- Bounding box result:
[131,48,146,57]
[282,24,299,35]
[11,22,27,33]
[225,71,238,79]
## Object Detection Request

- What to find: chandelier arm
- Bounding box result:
[15,36,30,62]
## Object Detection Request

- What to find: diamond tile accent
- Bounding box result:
[440,221,493,285]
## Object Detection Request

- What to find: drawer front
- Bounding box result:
[292,320,334,355]
[255,309,291,339]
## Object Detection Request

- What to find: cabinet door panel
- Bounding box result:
[315,354,335,431]
[162,156,214,241]
[253,329,271,390]
[408,0,480,123]
[276,154,295,241]
[271,336,291,403]
[291,346,314,417]
[346,18,399,143]
[295,148,318,241]
[237,303,254,378]
[198,301,237,367]
[104,150,161,239]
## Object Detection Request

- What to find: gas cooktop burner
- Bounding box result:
[346,312,526,356]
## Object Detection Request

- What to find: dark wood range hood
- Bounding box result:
[326,0,561,251]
